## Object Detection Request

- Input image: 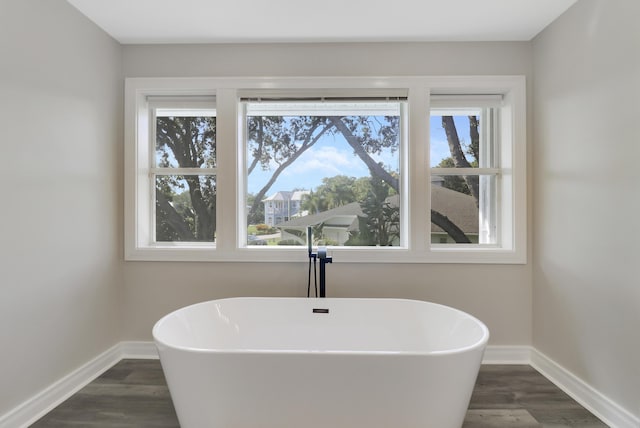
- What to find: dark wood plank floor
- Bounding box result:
[466,365,607,427]
[31,359,607,427]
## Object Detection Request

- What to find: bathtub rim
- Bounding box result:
[152,297,490,357]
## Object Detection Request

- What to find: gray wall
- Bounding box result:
[123,42,532,77]
[11,0,640,422]
[122,42,534,345]
[532,0,640,418]
[0,0,123,417]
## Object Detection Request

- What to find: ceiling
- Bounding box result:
[66,0,577,44]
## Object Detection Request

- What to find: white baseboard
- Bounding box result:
[120,340,159,359]
[482,345,532,364]
[1,343,637,428]
[0,344,122,428]
[0,342,158,428]
[531,348,639,428]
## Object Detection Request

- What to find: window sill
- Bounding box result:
[124,246,526,264]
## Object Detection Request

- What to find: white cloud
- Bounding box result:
[286,145,365,177]
[247,137,400,193]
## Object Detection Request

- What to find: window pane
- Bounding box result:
[155,175,216,242]
[155,111,216,168]
[245,101,402,247]
[430,174,497,244]
[430,111,486,168]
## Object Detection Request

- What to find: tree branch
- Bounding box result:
[468,115,480,162]
[442,116,480,207]
[328,117,399,192]
[430,209,471,243]
[247,117,264,176]
[155,191,195,240]
[247,122,334,219]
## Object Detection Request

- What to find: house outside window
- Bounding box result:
[262,191,310,227]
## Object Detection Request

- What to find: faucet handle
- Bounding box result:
[318,246,327,259]
[317,246,332,262]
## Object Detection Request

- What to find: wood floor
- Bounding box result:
[30,359,607,427]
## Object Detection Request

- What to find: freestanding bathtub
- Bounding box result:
[153,297,489,428]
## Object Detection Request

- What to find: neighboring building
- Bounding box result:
[429,185,479,243]
[277,201,363,246]
[262,190,310,227]
[276,183,479,245]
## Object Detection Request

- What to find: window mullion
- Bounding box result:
[214,88,238,252]
[430,168,500,176]
[408,84,430,252]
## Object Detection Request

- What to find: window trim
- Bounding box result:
[239,97,407,248]
[125,76,526,263]
[430,102,501,246]
[150,98,217,246]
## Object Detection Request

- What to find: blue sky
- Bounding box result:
[246,132,397,194]
[246,115,469,196]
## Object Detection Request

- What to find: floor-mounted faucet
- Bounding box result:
[317,246,332,298]
[306,227,332,298]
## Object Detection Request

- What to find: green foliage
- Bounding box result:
[156,116,216,168]
[301,173,399,215]
[155,116,217,242]
[246,113,400,219]
[435,157,472,195]
[246,193,265,225]
[345,176,399,246]
[156,108,480,244]
[277,239,303,246]
[302,175,357,213]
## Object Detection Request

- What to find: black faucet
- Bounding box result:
[307,227,332,298]
[317,246,332,298]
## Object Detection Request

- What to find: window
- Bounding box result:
[125,76,525,263]
[125,92,218,260]
[153,101,217,244]
[242,100,404,248]
[429,98,500,245]
[427,91,525,261]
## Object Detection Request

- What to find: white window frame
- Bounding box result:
[430,98,501,247]
[240,98,408,248]
[125,76,526,263]
[151,98,217,245]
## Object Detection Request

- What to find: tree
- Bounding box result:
[246,113,477,243]
[246,113,400,219]
[346,176,399,246]
[246,193,265,225]
[155,180,194,241]
[303,175,357,211]
[426,115,482,243]
[155,116,216,241]
[441,115,480,205]
[436,158,471,195]
[155,108,480,243]
[246,116,333,218]
[300,190,325,215]
[328,116,400,191]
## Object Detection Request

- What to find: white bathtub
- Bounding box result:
[153,297,489,428]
